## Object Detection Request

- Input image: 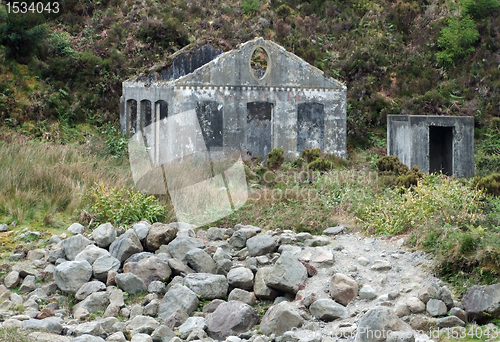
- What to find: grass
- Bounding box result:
[0,328,35,342]
[0,132,132,229]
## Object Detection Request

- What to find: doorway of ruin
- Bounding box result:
[429,126,453,175]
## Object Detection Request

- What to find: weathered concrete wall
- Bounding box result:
[387,115,474,178]
[121,38,347,162]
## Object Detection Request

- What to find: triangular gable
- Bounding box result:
[168,38,345,91]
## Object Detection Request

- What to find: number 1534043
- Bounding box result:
[1,1,60,14]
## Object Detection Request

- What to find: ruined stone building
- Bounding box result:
[120,38,347,163]
[387,115,474,177]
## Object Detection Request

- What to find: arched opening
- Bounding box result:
[141,100,152,129]
[126,99,137,137]
[155,100,168,121]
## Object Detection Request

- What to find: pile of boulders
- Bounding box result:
[0,221,498,342]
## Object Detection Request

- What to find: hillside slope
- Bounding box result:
[0,0,499,146]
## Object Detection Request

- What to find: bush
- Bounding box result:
[266,148,284,170]
[0,10,48,61]
[241,0,261,14]
[396,165,425,188]
[472,173,500,196]
[358,174,484,235]
[461,0,500,20]
[376,155,410,176]
[87,184,166,227]
[436,15,479,67]
[301,148,321,163]
[308,158,334,172]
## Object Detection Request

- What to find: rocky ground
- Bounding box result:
[0,221,498,342]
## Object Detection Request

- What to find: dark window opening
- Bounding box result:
[297,102,325,151]
[126,100,137,137]
[429,126,453,175]
[141,100,152,129]
[196,101,224,150]
[157,101,168,121]
[247,101,273,159]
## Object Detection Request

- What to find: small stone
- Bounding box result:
[227,267,254,290]
[358,257,370,266]
[450,307,467,323]
[359,285,377,300]
[436,315,465,328]
[426,299,447,317]
[323,225,345,235]
[371,260,392,271]
[0,224,8,232]
[406,297,426,314]
[67,223,85,235]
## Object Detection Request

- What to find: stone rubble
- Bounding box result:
[0,221,494,342]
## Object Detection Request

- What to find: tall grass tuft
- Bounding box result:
[0,137,132,227]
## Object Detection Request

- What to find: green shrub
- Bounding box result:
[461,0,500,19]
[301,148,321,163]
[241,0,261,14]
[292,157,305,168]
[87,184,166,227]
[308,158,334,172]
[358,174,484,235]
[396,165,425,188]
[475,153,500,176]
[266,148,284,170]
[436,15,479,67]
[376,155,410,176]
[472,173,500,196]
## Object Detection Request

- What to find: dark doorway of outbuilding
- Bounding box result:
[429,126,453,175]
[247,101,273,159]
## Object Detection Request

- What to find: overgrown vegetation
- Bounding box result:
[1,0,500,297]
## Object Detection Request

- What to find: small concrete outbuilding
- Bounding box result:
[120,38,347,161]
[387,115,474,178]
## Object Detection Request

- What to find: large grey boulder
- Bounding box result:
[183,273,228,300]
[68,223,85,235]
[115,273,147,294]
[228,230,247,249]
[260,301,304,336]
[123,256,171,286]
[61,234,92,261]
[309,298,348,321]
[246,234,277,256]
[168,258,195,276]
[4,270,20,288]
[109,230,143,263]
[75,245,110,265]
[179,317,207,339]
[298,247,334,268]
[133,221,151,241]
[426,299,447,317]
[54,260,92,293]
[167,236,205,261]
[126,315,159,335]
[185,248,217,274]
[228,288,256,305]
[254,266,278,300]
[158,283,199,321]
[462,283,500,323]
[22,317,63,334]
[436,316,466,328]
[151,326,176,342]
[265,251,308,294]
[355,306,412,342]
[227,267,254,290]
[92,223,116,248]
[206,301,259,340]
[145,223,177,252]
[75,281,106,301]
[73,292,109,320]
[93,255,120,282]
[329,273,358,306]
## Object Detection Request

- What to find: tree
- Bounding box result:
[436,14,479,67]
[0,8,47,62]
